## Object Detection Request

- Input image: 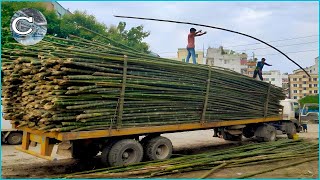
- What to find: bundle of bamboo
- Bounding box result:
[2,33,285,132]
[63,139,318,178]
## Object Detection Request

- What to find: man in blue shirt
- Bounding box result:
[253,58,272,81]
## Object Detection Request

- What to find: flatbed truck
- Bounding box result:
[14,99,299,167]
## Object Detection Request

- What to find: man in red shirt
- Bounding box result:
[186,28,207,64]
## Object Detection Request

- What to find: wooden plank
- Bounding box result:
[21,131,30,150]
[30,134,42,143]
[40,136,54,156]
[117,55,128,128]
[201,66,212,123]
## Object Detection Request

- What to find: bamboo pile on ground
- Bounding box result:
[62,139,318,178]
[2,31,285,132]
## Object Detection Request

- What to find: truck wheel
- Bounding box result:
[144,136,172,161]
[255,125,276,142]
[243,126,255,138]
[107,139,143,167]
[284,122,297,139]
[7,132,22,145]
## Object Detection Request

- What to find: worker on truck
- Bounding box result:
[253,58,272,81]
[186,28,207,64]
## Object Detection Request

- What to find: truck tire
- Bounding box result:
[243,126,255,138]
[144,136,172,161]
[284,122,297,139]
[101,141,116,166]
[255,125,276,142]
[7,132,22,145]
[107,139,143,167]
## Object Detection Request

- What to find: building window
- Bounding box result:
[293,78,297,81]
[293,90,297,93]
[299,84,302,88]
[303,75,306,78]
[303,87,306,90]
[303,93,307,96]
[271,78,275,81]
[293,96,297,99]
[299,78,302,81]
[309,84,312,88]
[313,78,317,81]
[309,90,312,94]
[293,84,297,87]
[265,78,269,81]
[303,81,306,84]
[314,84,318,87]
[299,90,302,93]
[314,90,318,94]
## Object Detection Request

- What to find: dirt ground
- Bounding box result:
[1,124,319,178]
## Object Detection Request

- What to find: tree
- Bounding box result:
[1,2,150,52]
[107,22,150,52]
[59,10,107,39]
[299,95,319,107]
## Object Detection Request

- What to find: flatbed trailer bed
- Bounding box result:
[16,115,283,161]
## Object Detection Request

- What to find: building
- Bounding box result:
[289,70,318,100]
[206,46,247,73]
[246,60,257,77]
[293,57,319,75]
[262,70,288,88]
[289,57,319,100]
[262,70,289,97]
[42,2,71,18]
[176,48,204,64]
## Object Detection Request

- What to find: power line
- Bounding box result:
[255,49,318,57]
[115,15,311,77]
[158,41,318,55]
[237,41,318,52]
[223,34,319,48]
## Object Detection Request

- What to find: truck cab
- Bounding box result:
[300,103,319,124]
[280,99,302,132]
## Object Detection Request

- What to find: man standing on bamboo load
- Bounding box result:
[186,28,207,64]
[253,58,272,81]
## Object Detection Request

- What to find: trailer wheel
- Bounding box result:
[144,136,172,161]
[107,139,143,167]
[243,126,255,138]
[7,132,22,145]
[255,125,276,142]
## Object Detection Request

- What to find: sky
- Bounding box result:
[58,1,319,74]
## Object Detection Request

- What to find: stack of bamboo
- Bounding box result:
[64,139,318,178]
[2,34,285,132]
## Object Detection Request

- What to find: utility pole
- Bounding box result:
[252,52,255,61]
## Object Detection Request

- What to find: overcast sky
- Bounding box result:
[58,1,319,74]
